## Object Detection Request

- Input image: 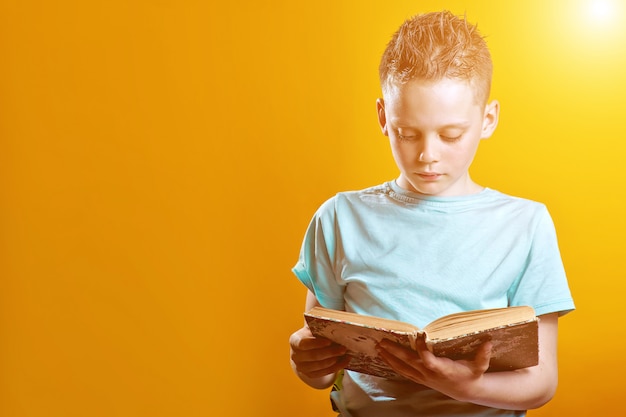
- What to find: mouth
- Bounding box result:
[417,172,442,181]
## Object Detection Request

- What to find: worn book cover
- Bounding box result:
[304,306,538,380]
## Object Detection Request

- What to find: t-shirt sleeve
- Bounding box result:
[508,205,575,316]
[292,198,346,310]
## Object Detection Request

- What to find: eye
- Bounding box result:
[440,133,462,142]
[396,129,418,141]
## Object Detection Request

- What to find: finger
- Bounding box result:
[376,341,426,381]
[412,338,442,372]
[292,343,347,364]
[300,356,351,379]
[296,337,335,350]
[472,341,492,373]
[378,339,422,366]
[289,330,334,350]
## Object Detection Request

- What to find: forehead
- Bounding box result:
[384,78,483,126]
[384,77,484,108]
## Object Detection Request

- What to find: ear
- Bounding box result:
[481,100,500,139]
[376,98,389,136]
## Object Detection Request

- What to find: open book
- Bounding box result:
[305,306,539,380]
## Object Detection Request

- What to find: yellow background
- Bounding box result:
[1,0,624,416]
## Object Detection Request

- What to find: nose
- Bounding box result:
[418,136,440,163]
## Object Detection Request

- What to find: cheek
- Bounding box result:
[450,141,481,165]
[389,143,403,164]
[389,141,416,165]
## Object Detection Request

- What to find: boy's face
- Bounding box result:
[377,78,499,197]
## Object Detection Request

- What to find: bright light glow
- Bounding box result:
[563,0,626,60]
[576,0,625,41]
[587,0,616,23]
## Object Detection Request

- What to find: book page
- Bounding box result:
[305,307,421,334]
[424,306,536,341]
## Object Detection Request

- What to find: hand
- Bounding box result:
[289,326,350,380]
[376,337,492,402]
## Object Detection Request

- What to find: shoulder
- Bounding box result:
[308,183,394,228]
[483,188,548,213]
[482,189,556,233]
[317,183,390,210]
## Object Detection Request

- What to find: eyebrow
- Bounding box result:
[394,121,471,130]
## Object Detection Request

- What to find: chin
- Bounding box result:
[410,186,443,197]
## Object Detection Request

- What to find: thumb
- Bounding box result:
[473,341,493,373]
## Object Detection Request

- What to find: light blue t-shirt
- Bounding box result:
[293,181,575,417]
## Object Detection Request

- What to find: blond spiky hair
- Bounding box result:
[379,11,493,105]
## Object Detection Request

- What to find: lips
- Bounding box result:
[417,172,442,180]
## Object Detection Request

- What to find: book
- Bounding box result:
[304,306,539,380]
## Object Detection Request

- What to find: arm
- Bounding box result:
[289,290,349,389]
[378,313,560,410]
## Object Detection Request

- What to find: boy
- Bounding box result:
[289,10,574,417]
